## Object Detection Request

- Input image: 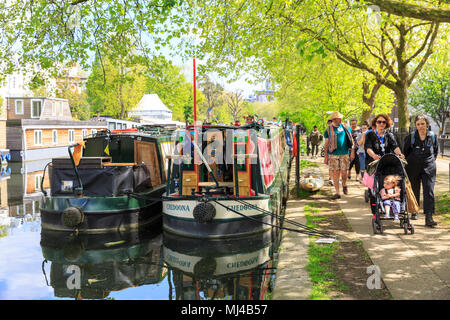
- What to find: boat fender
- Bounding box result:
[193,257,217,278]
[193,202,216,223]
[62,206,85,228]
[63,238,85,262]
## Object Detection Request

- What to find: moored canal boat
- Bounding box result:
[162,123,292,239]
[40,127,176,233]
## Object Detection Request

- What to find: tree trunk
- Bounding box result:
[394,83,410,130]
[360,80,382,123]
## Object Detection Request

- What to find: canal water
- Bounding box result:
[0,161,280,300]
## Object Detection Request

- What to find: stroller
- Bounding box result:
[366,153,414,235]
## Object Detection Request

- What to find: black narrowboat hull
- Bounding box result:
[40,186,165,233]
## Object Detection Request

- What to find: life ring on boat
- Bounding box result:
[193,202,216,223]
[62,207,85,228]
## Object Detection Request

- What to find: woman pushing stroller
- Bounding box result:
[365,114,404,215]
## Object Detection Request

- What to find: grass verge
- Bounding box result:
[304,204,347,300]
[435,192,450,228]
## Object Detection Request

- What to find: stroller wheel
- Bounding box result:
[410,224,414,235]
[371,218,378,234]
[403,223,408,235]
[364,189,369,203]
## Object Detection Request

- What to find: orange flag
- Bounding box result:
[73,141,86,166]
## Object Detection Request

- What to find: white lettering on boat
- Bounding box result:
[166,203,191,212]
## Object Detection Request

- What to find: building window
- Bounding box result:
[91,129,97,135]
[35,174,43,190]
[68,129,75,143]
[15,100,24,115]
[82,129,88,139]
[52,130,58,144]
[34,130,42,145]
[31,100,42,118]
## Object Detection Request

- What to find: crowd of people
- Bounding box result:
[303,111,440,228]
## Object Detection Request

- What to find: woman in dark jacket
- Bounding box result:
[364,114,404,215]
[403,114,439,227]
[365,114,404,168]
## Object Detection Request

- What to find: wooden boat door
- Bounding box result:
[233,130,252,196]
[134,140,162,187]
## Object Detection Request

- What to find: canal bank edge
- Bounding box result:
[272,167,312,299]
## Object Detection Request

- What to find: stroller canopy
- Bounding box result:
[373,153,407,178]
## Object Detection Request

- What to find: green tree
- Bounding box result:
[145,57,193,122]
[56,83,91,121]
[86,55,147,119]
[409,51,449,134]
[197,74,224,122]
[188,0,446,130]
[0,0,187,77]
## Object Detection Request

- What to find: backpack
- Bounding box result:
[411,131,435,146]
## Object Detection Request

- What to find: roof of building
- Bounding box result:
[133,94,172,113]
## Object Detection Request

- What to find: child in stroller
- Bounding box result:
[380,175,401,221]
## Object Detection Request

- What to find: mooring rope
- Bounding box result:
[226,197,335,238]
[212,199,335,238]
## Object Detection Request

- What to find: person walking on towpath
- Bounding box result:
[403,114,439,226]
[348,118,362,181]
[365,114,404,215]
[323,111,355,200]
[309,126,323,159]
[356,121,370,183]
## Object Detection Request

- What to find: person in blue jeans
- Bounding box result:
[356,122,369,183]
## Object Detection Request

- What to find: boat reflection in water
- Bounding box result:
[163,228,280,300]
[40,226,166,300]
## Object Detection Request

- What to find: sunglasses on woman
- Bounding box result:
[376,120,386,124]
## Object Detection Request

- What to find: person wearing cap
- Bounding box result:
[323,111,355,200]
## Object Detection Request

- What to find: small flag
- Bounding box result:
[104,144,110,156]
[73,141,86,166]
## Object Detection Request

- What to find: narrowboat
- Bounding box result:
[162,123,292,239]
[163,229,278,300]
[40,127,176,233]
[40,226,165,299]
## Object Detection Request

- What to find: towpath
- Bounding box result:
[273,156,450,300]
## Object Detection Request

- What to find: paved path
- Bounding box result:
[273,156,450,300]
[316,156,450,300]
